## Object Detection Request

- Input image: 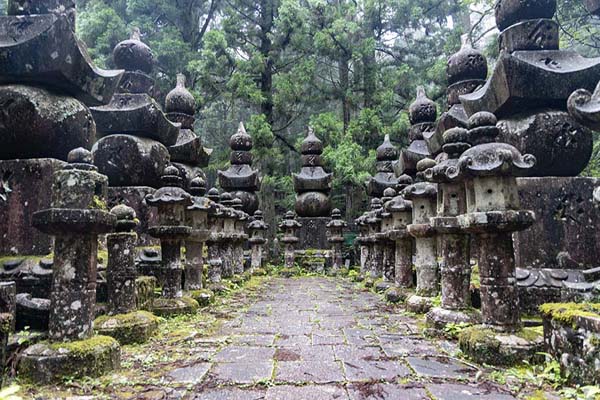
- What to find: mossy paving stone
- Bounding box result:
[347,382,430,400]
[406,356,478,379]
[427,383,517,399]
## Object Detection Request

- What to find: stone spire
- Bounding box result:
[91,28,179,188]
[398,86,437,178]
[460,0,600,176]
[425,36,488,158]
[218,122,261,214]
[293,128,333,217]
[367,135,399,198]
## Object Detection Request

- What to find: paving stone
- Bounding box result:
[333,345,384,361]
[347,383,429,400]
[274,334,312,346]
[213,345,275,362]
[313,334,347,345]
[210,361,274,384]
[188,387,267,399]
[380,338,439,357]
[276,345,336,361]
[407,356,478,379]
[230,334,276,346]
[427,383,517,399]
[343,359,412,382]
[266,384,349,400]
[275,361,345,383]
[167,363,211,384]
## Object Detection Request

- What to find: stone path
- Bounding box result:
[23,276,557,399]
[183,277,519,399]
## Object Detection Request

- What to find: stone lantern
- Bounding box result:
[248,211,269,271]
[94,205,158,344]
[365,198,384,280]
[185,177,212,293]
[206,188,225,288]
[21,148,120,382]
[451,112,540,364]
[386,190,413,291]
[423,126,480,332]
[326,209,347,272]
[219,192,237,279]
[146,165,199,316]
[279,212,302,269]
[232,197,249,276]
[354,213,370,277]
[376,189,398,292]
[403,159,439,313]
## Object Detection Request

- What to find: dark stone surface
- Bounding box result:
[297,217,331,249]
[0,158,65,255]
[107,186,158,246]
[427,383,517,399]
[407,356,477,379]
[0,85,96,160]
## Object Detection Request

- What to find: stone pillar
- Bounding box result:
[232,198,248,275]
[248,211,268,271]
[387,189,413,289]
[106,205,139,315]
[185,177,211,291]
[279,212,302,269]
[365,198,383,279]
[219,192,236,279]
[0,281,15,383]
[146,165,198,316]
[206,188,224,285]
[326,209,347,272]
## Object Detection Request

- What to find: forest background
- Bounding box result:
[4,0,598,234]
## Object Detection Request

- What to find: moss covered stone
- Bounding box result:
[94,310,159,345]
[153,296,199,317]
[252,268,268,276]
[18,335,120,383]
[189,289,214,306]
[136,276,157,311]
[539,302,600,327]
[458,326,544,366]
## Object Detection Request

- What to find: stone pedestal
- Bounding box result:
[0,159,65,256]
[0,281,16,384]
[297,217,330,249]
[515,177,600,312]
[106,232,138,315]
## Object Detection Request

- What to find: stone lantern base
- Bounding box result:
[458,325,544,366]
[296,217,331,249]
[406,294,435,314]
[425,307,481,334]
[94,310,159,345]
[188,288,215,306]
[18,335,120,383]
[384,287,414,303]
[152,296,199,317]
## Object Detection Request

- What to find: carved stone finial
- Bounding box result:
[113,28,154,74]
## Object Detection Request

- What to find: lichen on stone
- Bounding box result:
[539,302,600,327]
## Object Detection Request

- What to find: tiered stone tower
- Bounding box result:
[91,29,179,243]
[459,0,600,312]
[367,135,399,199]
[293,128,333,249]
[218,123,261,214]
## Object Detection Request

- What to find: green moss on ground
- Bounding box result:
[189,289,214,306]
[94,311,159,345]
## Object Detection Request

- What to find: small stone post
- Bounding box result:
[279,211,302,269]
[376,189,397,292]
[185,177,211,291]
[386,190,413,290]
[232,197,248,275]
[146,165,198,316]
[326,209,347,273]
[95,204,158,344]
[206,188,224,286]
[404,159,439,313]
[365,198,383,279]
[219,192,236,279]
[355,214,370,278]
[106,205,139,314]
[248,211,268,272]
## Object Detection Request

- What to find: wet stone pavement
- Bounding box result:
[176,277,519,400]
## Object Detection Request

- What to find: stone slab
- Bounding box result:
[406,356,477,379]
[297,217,331,249]
[347,383,429,400]
[427,383,517,399]
[275,360,345,383]
[266,384,349,400]
[210,361,274,384]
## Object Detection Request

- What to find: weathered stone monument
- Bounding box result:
[91,29,178,244]
[404,159,439,313]
[326,209,347,272]
[279,212,302,269]
[206,188,225,289]
[293,128,333,249]
[0,282,15,385]
[248,211,269,272]
[459,0,600,312]
[146,166,199,316]
[454,112,543,365]
[367,135,399,199]
[94,205,158,344]
[385,187,414,299]
[218,123,260,215]
[20,149,119,382]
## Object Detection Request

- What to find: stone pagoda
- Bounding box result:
[165,73,212,187]
[459,0,600,312]
[397,87,437,177]
[0,0,121,259]
[91,28,179,243]
[218,123,261,215]
[293,128,333,249]
[367,135,399,199]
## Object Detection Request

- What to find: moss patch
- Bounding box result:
[94,311,159,345]
[153,296,199,317]
[189,289,214,306]
[539,302,600,327]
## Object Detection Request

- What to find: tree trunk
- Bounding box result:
[339,54,351,132]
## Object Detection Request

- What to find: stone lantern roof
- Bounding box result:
[146,166,193,207]
[113,28,154,75]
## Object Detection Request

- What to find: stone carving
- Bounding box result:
[145,165,198,316]
[248,211,269,271]
[184,177,211,291]
[293,128,332,217]
[218,123,260,214]
[206,188,225,287]
[460,0,598,176]
[367,135,399,198]
[326,209,347,272]
[386,187,414,290]
[279,211,302,269]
